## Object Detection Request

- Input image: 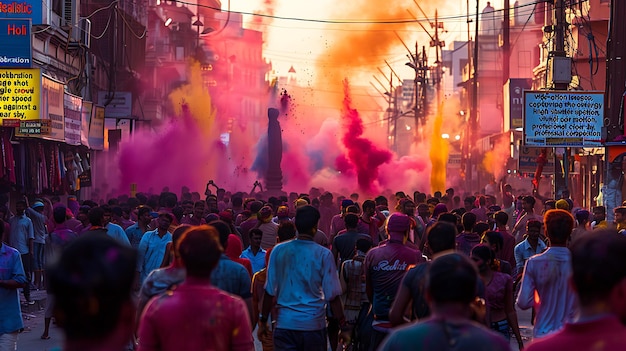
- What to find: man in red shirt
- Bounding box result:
[138,225,254,351]
[526,230,626,351]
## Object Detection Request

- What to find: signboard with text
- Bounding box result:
[0,0,42,24]
[64,93,82,145]
[97,91,133,119]
[504,78,531,131]
[16,75,64,140]
[518,147,555,174]
[0,68,40,120]
[0,18,31,67]
[81,101,91,147]
[88,105,104,150]
[523,91,604,147]
[18,119,50,135]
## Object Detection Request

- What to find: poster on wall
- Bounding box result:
[88,105,104,150]
[64,93,82,146]
[81,101,92,148]
[17,75,65,140]
[0,68,40,121]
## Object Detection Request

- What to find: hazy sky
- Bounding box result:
[224,0,519,84]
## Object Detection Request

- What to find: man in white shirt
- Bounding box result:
[517,209,577,338]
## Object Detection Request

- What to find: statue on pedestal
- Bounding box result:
[265,108,283,194]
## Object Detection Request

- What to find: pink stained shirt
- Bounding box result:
[525,315,626,351]
[138,278,254,351]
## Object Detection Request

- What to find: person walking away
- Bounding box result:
[25,199,47,290]
[379,253,510,351]
[517,209,577,338]
[258,205,347,351]
[364,213,422,350]
[389,221,458,326]
[47,234,137,351]
[137,226,254,351]
[525,230,626,351]
[7,200,34,304]
[471,244,524,349]
[41,206,79,340]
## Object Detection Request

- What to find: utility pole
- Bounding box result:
[502,0,510,84]
[469,0,480,192]
[603,0,626,221]
[605,0,626,142]
[552,0,570,198]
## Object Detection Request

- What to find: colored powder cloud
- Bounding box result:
[336,80,392,194]
[429,102,448,194]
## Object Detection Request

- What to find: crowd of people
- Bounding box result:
[1,185,626,351]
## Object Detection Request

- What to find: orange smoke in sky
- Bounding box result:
[317,1,440,89]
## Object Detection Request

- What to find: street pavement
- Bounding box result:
[17,289,532,351]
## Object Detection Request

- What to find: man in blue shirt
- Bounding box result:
[137,212,173,284]
[259,205,346,351]
[102,205,131,247]
[8,200,34,304]
[0,222,28,349]
[125,206,152,249]
[240,228,266,274]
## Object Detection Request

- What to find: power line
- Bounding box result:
[171,0,542,25]
[116,7,147,39]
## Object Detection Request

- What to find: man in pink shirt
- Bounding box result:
[138,225,254,351]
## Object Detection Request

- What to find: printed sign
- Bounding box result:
[17,75,64,140]
[504,78,531,131]
[0,18,31,67]
[18,119,50,135]
[81,101,92,147]
[41,76,64,140]
[0,68,40,120]
[88,105,104,150]
[518,147,555,174]
[0,1,43,24]
[97,91,133,118]
[64,93,82,145]
[523,91,604,147]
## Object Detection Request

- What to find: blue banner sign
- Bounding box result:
[0,18,31,67]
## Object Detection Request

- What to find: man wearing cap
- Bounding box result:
[137,212,173,285]
[25,198,47,290]
[364,213,422,350]
[272,206,292,225]
[379,253,510,351]
[8,200,34,304]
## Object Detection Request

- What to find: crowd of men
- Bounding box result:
[1,185,626,351]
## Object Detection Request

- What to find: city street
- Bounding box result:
[17,289,533,351]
